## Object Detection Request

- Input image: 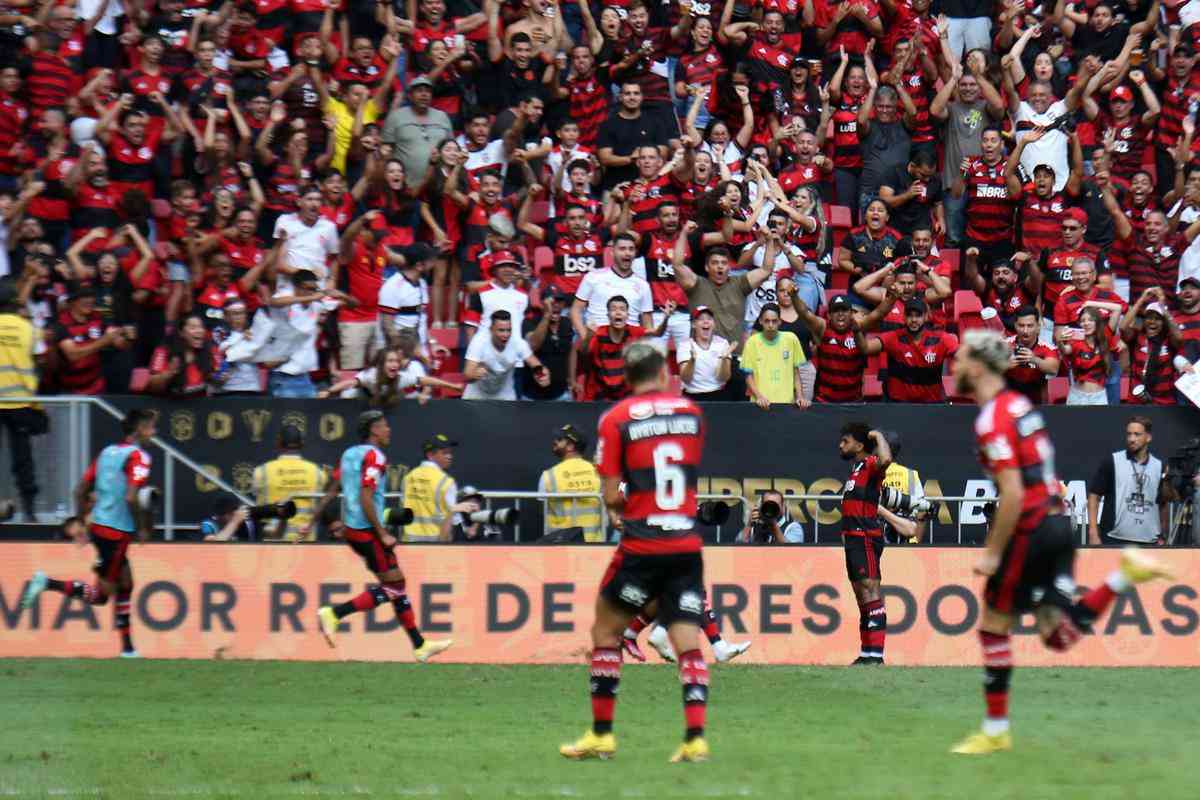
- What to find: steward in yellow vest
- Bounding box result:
[0,279,41,519]
[252,424,326,540]
[538,424,603,541]
[402,433,466,542]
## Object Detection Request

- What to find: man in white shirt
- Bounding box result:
[571,232,654,339]
[465,250,529,332]
[462,310,551,400]
[378,242,433,347]
[1011,80,1087,193]
[266,270,324,398]
[273,186,340,292]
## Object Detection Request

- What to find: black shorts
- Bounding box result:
[599,548,705,625]
[91,532,132,583]
[843,535,884,582]
[985,514,1077,614]
[347,534,398,574]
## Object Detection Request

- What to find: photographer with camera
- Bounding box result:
[538,424,602,542]
[449,485,520,541]
[401,433,481,542]
[737,490,805,543]
[253,424,326,541]
[1087,416,1172,546]
[879,431,932,544]
[198,495,259,542]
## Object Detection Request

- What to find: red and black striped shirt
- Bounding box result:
[878,328,957,403]
[27,51,77,116]
[1100,113,1152,181]
[1176,309,1200,344]
[69,184,121,243]
[52,310,106,395]
[1155,71,1200,152]
[585,325,646,401]
[1129,333,1178,405]
[1019,188,1068,257]
[595,391,705,553]
[841,454,885,537]
[1126,233,1185,308]
[814,326,867,402]
[546,228,605,296]
[567,76,609,150]
[831,95,864,170]
[1041,244,1106,309]
[1065,339,1109,385]
[628,174,682,236]
[964,157,1014,244]
[0,94,28,177]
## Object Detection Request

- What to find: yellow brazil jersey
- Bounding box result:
[0,313,37,410]
[253,455,327,541]
[740,331,806,404]
[539,456,603,542]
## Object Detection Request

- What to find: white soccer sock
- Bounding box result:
[982,717,1010,737]
[1106,569,1131,594]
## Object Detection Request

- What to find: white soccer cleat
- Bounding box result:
[19,571,47,610]
[712,639,751,663]
[647,624,676,663]
[120,650,142,659]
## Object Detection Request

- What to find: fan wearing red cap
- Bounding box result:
[463,248,529,332]
[1082,68,1160,182]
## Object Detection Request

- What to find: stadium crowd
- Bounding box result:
[0,0,1199,407]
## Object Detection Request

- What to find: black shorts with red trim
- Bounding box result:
[345,530,398,574]
[599,548,705,625]
[985,514,1076,615]
[843,534,884,582]
[90,525,133,583]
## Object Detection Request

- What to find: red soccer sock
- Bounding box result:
[678,649,709,740]
[1078,584,1117,618]
[701,604,721,644]
[590,647,622,734]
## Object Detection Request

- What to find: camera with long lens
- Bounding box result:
[1167,437,1200,497]
[880,487,932,517]
[382,506,415,528]
[1043,113,1077,135]
[697,500,731,527]
[468,508,519,526]
[248,500,297,521]
[750,498,783,543]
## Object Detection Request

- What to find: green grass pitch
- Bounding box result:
[1,659,1193,799]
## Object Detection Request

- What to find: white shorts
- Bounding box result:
[650,310,692,351]
[1066,385,1108,406]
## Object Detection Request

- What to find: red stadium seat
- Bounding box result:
[534,245,553,277]
[437,372,465,398]
[940,249,961,291]
[954,290,984,331]
[828,205,852,230]
[129,368,150,393]
[429,327,462,353]
[943,376,971,404]
[830,268,850,291]
[1047,377,1069,404]
[1120,377,1133,403]
[863,375,883,400]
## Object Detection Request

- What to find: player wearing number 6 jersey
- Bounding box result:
[559,341,712,764]
[949,330,1171,755]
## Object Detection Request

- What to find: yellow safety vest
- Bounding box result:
[0,313,37,411]
[253,455,326,541]
[540,456,603,542]
[883,462,920,495]
[402,462,455,542]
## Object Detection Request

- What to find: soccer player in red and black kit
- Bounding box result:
[837,422,893,665]
[949,330,1171,754]
[560,342,712,764]
[20,409,158,657]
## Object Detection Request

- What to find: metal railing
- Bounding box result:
[0,396,251,540]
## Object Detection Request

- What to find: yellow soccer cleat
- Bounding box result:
[950,730,1013,755]
[559,731,616,760]
[414,638,454,663]
[669,737,710,763]
[1120,547,1173,585]
[316,606,339,648]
